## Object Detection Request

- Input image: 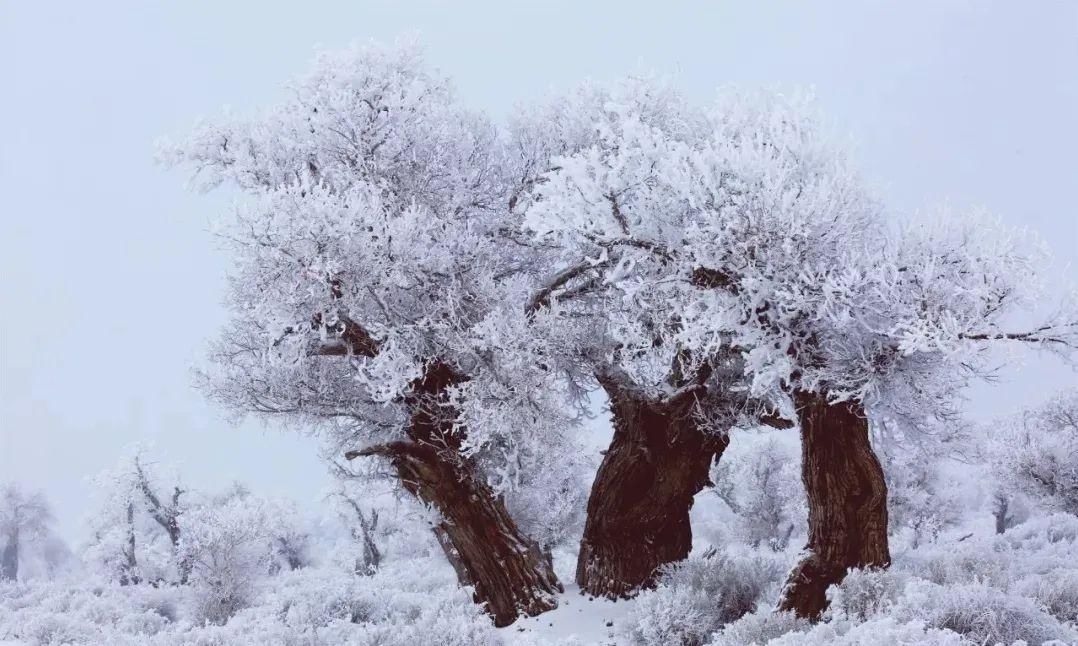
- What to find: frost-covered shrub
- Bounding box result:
[627,550,789,646]
[902,512,1078,595]
[0,580,175,645]
[997,512,1078,552]
[895,579,1078,645]
[824,568,906,622]
[179,497,275,624]
[628,584,712,646]
[757,617,968,646]
[706,609,809,646]
[900,540,1013,589]
[0,556,500,646]
[1014,567,1078,624]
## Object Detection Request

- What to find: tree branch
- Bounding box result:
[526,261,607,315]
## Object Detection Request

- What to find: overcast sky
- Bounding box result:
[1,1,1076,543]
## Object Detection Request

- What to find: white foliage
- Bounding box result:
[883,448,968,549]
[710,429,806,550]
[987,387,1078,515]
[0,484,60,583]
[627,549,790,646]
[164,39,589,533]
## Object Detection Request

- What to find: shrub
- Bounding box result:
[895,579,1078,645]
[627,549,790,646]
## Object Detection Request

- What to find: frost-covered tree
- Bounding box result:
[711,431,805,551]
[0,484,56,582]
[332,490,382,576]
[524,85,1078,618]
[988,388,1078,516]
[884,450,966,549]
[162,41,589,625]
[83,448,190,585]
[515,80,791,598]
[165,38,1077,622]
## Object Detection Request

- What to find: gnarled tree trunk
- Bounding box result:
[577,374,726,598]
[348,360,561,627]
[778,392,890,620]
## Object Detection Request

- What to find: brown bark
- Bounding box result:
[576,375,727,598]
[347,360,561,627]
[778,392,890,620]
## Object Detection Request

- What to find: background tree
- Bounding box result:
[0,484,55,582]
[987,387,1078,516]
[332,490,382,576]
[710,430,805,551]
[84,447,190,585]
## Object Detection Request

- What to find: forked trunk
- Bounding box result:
[348,360,560,627]
[778,392,890,620]
[577,377,727,598]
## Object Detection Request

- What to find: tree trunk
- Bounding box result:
[120,502,139,585]
[577,376,727,598]
[992,492,1013,535]
[778,392,890,620]
[0,528,16,582]
[348,360,561,627]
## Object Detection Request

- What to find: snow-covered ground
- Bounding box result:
[503,585,639,646]
[3,404,1076,645]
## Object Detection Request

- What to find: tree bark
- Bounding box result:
[120,502,140,585]
[778,392,890,620]
[348,360,561,627]
[576,376,727,598]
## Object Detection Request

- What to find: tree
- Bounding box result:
[523,86,1077,618]
[333,490,382,576]
[884,447,966,549]
[84,448,190,585]
[0,484,55,582]
[988,388,1078,516]
[163,41,580,625]
[515,81,790,598]
[711,430,805,551]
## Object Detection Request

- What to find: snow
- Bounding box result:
[503,585,639,646]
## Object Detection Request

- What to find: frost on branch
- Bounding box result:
[987,387,1078,516]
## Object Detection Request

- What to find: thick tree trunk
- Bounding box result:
[778,392,890,620]
[348,360,561,627]
[577,376,727,598]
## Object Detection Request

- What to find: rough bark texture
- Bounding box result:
[779,392,890,620]
[576,374,726,598]
[348,360,561,627]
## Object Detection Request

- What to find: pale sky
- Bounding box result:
[1,1,1076,543]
